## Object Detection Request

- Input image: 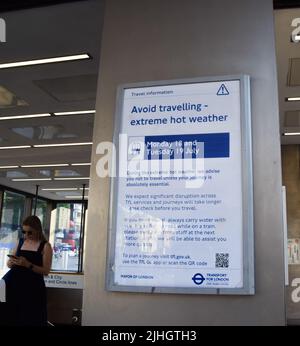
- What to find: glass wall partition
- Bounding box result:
[50,202,86,272]
[0,191,26,274]
[0,186,87,275]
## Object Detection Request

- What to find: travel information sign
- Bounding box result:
[106,75,254,295]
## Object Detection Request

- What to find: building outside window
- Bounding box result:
[50,202,84,272]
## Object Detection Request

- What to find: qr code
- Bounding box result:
[215,253,229,268]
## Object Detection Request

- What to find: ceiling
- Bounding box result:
[0,0,104,200]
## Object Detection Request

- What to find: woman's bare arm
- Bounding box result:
[12,243,53,275]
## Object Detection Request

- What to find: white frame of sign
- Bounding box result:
[106,75,254,295]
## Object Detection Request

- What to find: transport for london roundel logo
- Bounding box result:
[192,273,205,285]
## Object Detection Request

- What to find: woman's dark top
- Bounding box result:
[2,239,47,326]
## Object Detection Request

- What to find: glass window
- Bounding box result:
[32,198,48,231]
[50,203,84,272]
[0,191,25,275]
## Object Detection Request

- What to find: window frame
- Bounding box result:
[49,199,88,274]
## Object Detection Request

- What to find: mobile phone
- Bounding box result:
[7,254,18,259]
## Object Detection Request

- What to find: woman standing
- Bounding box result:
[2,215,53,326]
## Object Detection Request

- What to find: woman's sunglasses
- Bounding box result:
[22,231,32,235]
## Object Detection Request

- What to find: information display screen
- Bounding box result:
[106,75,254,295]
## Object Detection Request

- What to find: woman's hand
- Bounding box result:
[7,258,16,268]
[13,256,31,268]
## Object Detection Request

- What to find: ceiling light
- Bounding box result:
[54,177,90,181]
[54,110,95,116]
[21,164,69,168]
[42,188,78,191]
[0,165,19,169]
[286,97,300,102]
[0,113,51,121]
[283,132,300,136]
[33,142,92,148]
[71,163,91,166]
[65,196,88,199]
[12,178,52,181]
[0,53,91,69]
[0,145,31,150]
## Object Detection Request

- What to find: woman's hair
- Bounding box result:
[22,215,47,242]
